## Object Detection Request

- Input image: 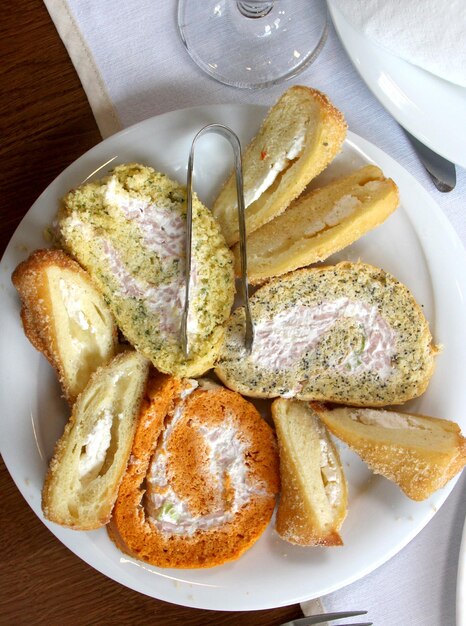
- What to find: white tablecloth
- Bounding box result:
[43,1,466,624]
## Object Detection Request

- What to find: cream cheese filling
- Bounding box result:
[319,437,341,508]
[105,179,200,338]
[350,408,426,430]
[59,278,91,332]
[78,409,113,480]
[244,128,307,207]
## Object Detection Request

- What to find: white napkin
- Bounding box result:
[331,0,466,87]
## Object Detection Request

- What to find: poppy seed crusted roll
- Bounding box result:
[215,262,438,406]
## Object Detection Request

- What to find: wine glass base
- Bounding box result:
[177,0,328,89]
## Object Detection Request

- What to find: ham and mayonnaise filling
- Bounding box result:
[67,178,200,340]
[145,383,267,536]
[249,298,397,379]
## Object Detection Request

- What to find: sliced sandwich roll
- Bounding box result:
[272,399,347,546]
[312,403,466,501]
[57,163,235,378]
[212,86,347,246]
[12,249,117,404]
[215,262,438,406]
[232,165,399,283]
[42,351,149,530]
[108,376,279,568]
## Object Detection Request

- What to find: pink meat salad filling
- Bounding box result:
[76,180,201,340]
[250,298,397,379]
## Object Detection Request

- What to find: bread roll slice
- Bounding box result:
[232,165,399,283]
[42,351,149,530]
[108,376,279,568]
[57,163,235,378]
[212,86,347,246]
[272,399,347,546]
[312,403,466,501]
[215,262,438,406]
[12,249,117,404]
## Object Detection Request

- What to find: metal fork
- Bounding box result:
[181,123,254,357]
[280,610,372,626]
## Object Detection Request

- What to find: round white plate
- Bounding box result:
[327,1,466,169]
[1,104,466,611]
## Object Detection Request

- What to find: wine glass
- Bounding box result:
[177,0,328,89]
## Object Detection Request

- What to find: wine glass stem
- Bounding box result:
[236,1,274,18]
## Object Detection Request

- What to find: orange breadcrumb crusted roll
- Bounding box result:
[108,374,279,568]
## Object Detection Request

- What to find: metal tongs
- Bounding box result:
[181,123,254,358]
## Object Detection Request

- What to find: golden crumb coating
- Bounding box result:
[312,403,466,501]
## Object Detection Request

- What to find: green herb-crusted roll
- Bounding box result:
[57,163,235,377]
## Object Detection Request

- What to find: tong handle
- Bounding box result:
[182,123,254,357]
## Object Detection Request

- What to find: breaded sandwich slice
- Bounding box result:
[233,165,399,283]
[42,351,149,530]
[12,249,117,404]
[108,376,279,568]
[212,86,347,246]
[215,262,438,406]
[272,399,347,546]
[312,403,466,501]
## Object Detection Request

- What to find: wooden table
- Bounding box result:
[0,2,302,623]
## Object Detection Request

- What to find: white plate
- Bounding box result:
[327,1,466,169]
[458,516,466,626]
[1,104,466,611]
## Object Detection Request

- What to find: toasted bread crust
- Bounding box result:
[233,165,399,283]
[42,351,149,529]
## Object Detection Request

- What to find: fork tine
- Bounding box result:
[282,611,369,626]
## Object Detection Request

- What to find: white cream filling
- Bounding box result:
[319,437,341,507]
[249,298,396,380]
[145,386,267,536]
[244,129,307,207]
[303,195,362,237]
[350,408,424,430]
[59,278,91,331]
[78,409,113,480]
